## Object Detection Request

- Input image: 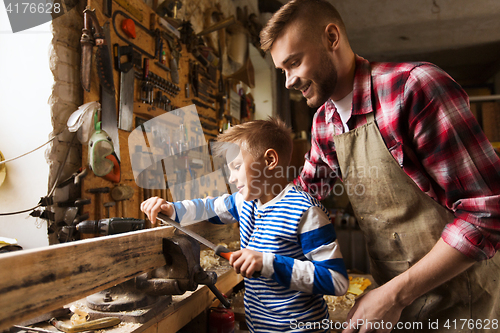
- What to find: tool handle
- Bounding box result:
[214,245,261,278]
[206,283,231,308]
[49,317,120,333]
[143,58,149,79]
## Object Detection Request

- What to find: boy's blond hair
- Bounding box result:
[216,117,293,166]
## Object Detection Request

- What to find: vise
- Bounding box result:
[85,235,229,322]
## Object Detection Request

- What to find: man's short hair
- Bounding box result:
[260,0,346,53]
[216,117,293,166]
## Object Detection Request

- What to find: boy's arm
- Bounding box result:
[141,193,242,226]
[171,192,242,225]
[261,207,349,296]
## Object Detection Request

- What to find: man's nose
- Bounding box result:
[285,73,298,89]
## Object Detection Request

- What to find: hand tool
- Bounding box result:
[165,37,180,84]
[156,213,260,277]
[155,60,171,73]
[76,217,145,235]
[191,99,215,111]
[114,44,137,132]
[111,185,135,217]
[121,18,136,39]
[49,316,121,333]
[157,16,181,39]
[57,168,88,188]
[56,198,91,208]
[104,201,116,218]
[112,10,155,59]
[103,0,112,17]
[87,187,110,220]
[100,22,121,162]
[80,8,106,93]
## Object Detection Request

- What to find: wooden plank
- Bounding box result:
[0,226,176,330]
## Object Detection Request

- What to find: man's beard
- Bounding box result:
[306,52,338,108]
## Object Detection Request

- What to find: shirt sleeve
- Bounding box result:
[294,111,340,200]
[404,64,500,260]
[171,193,243,226]
[260,206,349,296]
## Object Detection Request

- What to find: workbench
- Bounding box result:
[13,265,242,333]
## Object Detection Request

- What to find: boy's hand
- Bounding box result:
[229,249,263,278]
[140,197,174,226]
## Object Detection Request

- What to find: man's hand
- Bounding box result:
[342,239,476,333]
[343,284,405,333]
[140,197,174,226]
[229,249,263,278]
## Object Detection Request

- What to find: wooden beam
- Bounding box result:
[0,226,175,330]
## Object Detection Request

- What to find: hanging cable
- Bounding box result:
[0,131,77,216]
[0,129,66,166]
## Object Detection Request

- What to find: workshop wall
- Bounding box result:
[44,0,269,245]
[0,0,272,248]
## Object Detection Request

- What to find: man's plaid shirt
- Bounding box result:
[295,55,500,261]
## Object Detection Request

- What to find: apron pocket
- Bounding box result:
[369,258,409,286]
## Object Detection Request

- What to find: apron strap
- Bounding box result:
[365,111,375,123]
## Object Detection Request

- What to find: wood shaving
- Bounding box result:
[199,241,240,270]
[324,293,356,312]
[324,276,372,311]
[200,248,220,270]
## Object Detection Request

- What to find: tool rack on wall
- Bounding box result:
[81,0,240,238]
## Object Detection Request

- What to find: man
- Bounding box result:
[260,0,500,332]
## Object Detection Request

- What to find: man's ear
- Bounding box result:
[264,149,279,169]
[325,23,341,50]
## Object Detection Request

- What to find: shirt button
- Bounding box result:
[392,232,398,239]
[257,214,261,218]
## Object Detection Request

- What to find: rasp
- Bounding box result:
[157,213,261,278]
[156,213,232,260]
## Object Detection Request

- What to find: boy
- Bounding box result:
[141,118,348,332]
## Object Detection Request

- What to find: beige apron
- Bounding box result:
[333,112,500,332]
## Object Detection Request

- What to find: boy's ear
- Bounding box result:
[264,149,279,169]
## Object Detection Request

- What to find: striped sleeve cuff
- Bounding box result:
[261,252,275,278]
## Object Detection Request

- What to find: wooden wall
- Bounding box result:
[80,0,239,241]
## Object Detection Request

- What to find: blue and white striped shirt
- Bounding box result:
[172,183,349,332]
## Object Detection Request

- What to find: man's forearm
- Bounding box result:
[390,238,476,307]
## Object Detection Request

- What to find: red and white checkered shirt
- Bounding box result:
[295,55,500,261]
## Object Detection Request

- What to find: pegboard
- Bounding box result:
[80,0,240,238]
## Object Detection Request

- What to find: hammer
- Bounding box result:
[86,187,110,220]
[111,185,134,217]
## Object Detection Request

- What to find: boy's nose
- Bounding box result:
[228,172,237,184]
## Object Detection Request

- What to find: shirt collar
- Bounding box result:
[323,55,373,122]
[352,55,374,116]
[324,99,336,123]
[257,183,295,209]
